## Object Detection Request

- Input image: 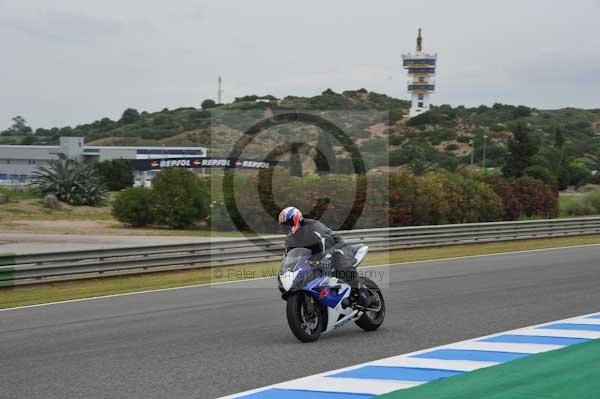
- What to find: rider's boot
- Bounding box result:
[342,287,362,309]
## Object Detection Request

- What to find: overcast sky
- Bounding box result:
[1,0,600,129]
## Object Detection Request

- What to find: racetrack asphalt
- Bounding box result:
[1,245,599,399]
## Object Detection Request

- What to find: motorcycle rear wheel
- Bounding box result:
[286,292,323,342]
[355,277,385,331]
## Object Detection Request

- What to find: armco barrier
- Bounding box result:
[1,217,600,286]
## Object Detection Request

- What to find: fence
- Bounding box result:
[1,217,599,286]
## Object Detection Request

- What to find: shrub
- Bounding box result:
[525,165,554,185]
[120,108,140,124]
[360,138,386,153]
[476,183,504,222]
[563,200,595,216]
[480,175,523,220]
[512,176,558,218]
[208,171,555,232]
[449,174,503,222]
[112,187,155,227]
[30,159,108,206]
[209,171,374,233]
[278,173,359,230]
[95,159,134,191]
[202,99,217,109]
[389,109,405,125]
[413,173,453,225]
[355,173,390,229]
[446,174,503,223]
[582,190,600,214]
[389,151,404,166]
[513,105,532,118]
[502,122,540,178]
[567,162,592,187]
[152,168,209,228]
[407,112,434,127]
[412,172,504,225]
[289,148,303,177]
[577,184,600,193]
[389,134,403,146]
[388,172,417,226]
[436,154,460,172]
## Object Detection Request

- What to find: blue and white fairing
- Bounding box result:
[301,275,358,333]
[278,247,368,334]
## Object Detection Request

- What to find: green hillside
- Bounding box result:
[3,89,600,187]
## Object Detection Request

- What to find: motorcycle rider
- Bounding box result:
[278,206,372,307]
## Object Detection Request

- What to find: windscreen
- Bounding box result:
[279,248,311,273]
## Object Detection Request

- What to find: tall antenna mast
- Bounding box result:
[217,76,223,104]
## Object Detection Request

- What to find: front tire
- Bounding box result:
[355,277,385,331]
[286,292,323,342]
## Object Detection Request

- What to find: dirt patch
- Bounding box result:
[436,140,472,156]
[355,138,369,146]
[0,219,234,237]
[0,220,122,235]
[367,123,389,137]
[2,200,41,213]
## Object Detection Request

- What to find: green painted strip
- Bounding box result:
[377,339,600,399]
[0,253,16,266]
[0,253,16,287]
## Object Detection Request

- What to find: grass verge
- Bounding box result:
[2,234,600,309]
[377,339,600,399]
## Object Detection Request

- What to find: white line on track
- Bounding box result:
[1,242,599,313]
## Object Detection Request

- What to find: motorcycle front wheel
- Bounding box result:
[286,292,323,342]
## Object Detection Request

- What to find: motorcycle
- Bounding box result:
[277,245,385,342]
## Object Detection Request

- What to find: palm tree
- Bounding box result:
[30,159,108,206]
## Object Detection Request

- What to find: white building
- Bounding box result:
[0,137,207,186]
[402,28,437,117]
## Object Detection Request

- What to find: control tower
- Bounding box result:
[402,28,437,117]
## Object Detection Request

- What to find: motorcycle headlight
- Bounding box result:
[279,270,299,292]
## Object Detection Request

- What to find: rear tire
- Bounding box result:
[355,277,385,331]
[286,292,323,342]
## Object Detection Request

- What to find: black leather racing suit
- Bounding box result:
[284,219,358,288]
